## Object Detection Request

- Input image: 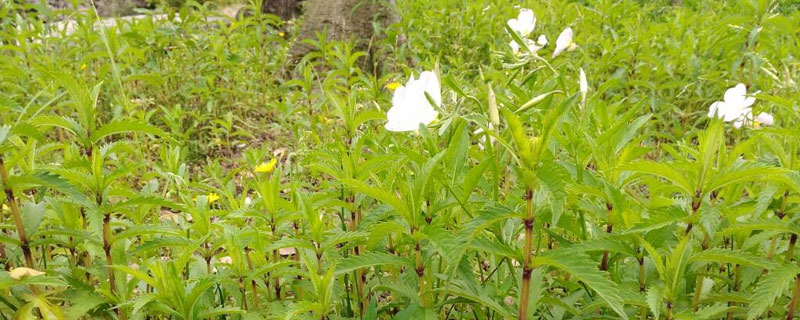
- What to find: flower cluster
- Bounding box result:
[506,8,576,58]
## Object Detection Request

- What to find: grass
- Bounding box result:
[1,0,800,319]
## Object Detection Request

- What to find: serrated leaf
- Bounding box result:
[689,248,777,270]
[747,263,800,319]
[335,252,411,275]
[90,120,168,143]
[533,252,628,319]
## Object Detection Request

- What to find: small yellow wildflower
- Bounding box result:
[385,82,401,91]
[9,267,45,280]
[207,193,220,204]
[255,158,278,174]
[278,32,285,38]
[80,63,87,71]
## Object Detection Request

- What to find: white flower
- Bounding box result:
[507,8,536,37]
[552,27,577,58]
[579,68,588,106]
[385,71,441,132]
[754,112,774,126]
[510,35,548,56]
[474,125,497,150]
[707,83,768,128]
[536,34,548,47]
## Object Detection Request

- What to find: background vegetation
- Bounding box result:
[1,0,800,319]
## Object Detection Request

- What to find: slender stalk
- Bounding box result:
[788,273,800,320]
[665,301,674,320]
[518,189,534,320]
[684,192,701,235]
[414,233,427,306]
[692,270,704,311]
[600,203,613,271]
[0,157,34,269]
[245,248,258,309]
[726,264,740,320]
[350,200,367,315]
[102,213,115,293]
[240,277,248,311]
[80,208,91,282]
[0,242,8,270]
[787,234,797,262]
[273,249,281,299]
[638,249,647,319]
[102,211,126,320]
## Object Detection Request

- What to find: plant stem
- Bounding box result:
[726,264,740,320]
[692,270,704,311]
[102,213,115,293]
[638,248,647,319]
[414,234,427,306]
[245,248,258,309]
[665,301,674,320]
[787,234,797,262]
[0,157,35,269]
[788,273,800,320]
[518,189,534,320]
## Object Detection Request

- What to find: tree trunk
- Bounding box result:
[261,0,398,63]
[260,0,304,21]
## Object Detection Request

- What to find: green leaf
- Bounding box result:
[515,90,563,113]
[446,279,515,319]
[533,252,628,319]
[647,285,663,320]
[624,206,687,234]
[622,161,694,196]
[689,248,777,270]
[340,178,411,219]
[335,252,412,275]
[90,120,169,143]
[747,263,800,319]
[535,161,569,225]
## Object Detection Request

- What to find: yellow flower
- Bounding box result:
[385,82,401,91]
[207,193,220,204]
[80,63,87,71]
[278,32,285,38]
[9,267,45,280]
[255,158,278,174]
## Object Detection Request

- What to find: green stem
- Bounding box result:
[788,273,800,320]
[0,157,34,269]
[518,189,534,320]
[787,234,797,263]
[414,235,427,306]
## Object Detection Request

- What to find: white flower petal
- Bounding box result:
[418,71,441,106]
[552,27,573,58]
[755,112,774,126]
[723,83,748,105]
[579,68,588,94]
[510,40,520,54]
[508,8,535,37]
[708,101,723,118]
[536,34,548,46]
[385,71,441,132]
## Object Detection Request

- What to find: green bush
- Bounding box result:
[0,0,799,319]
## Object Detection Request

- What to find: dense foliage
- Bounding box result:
[1,0,800,319]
